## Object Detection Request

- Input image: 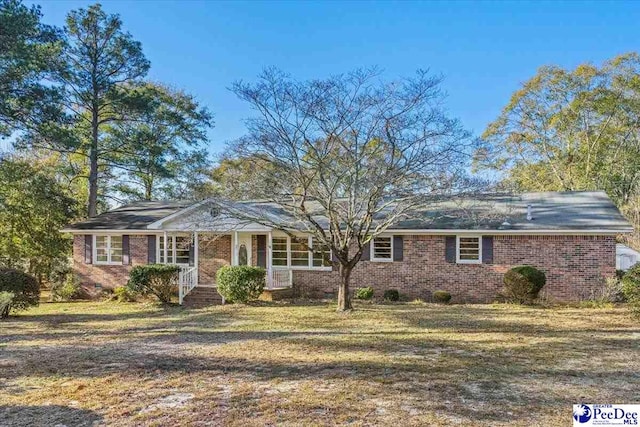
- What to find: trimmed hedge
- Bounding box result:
[127,264,179,303]
[383,289,400,302]
[216,265,266,303]
[354,287,374,300]
[502,265,546,304]
[0,268,40,318]
[432,290,452,304]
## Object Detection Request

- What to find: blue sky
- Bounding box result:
[30,0,640,158]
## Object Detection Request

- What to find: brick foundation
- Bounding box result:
[292,235,616,303]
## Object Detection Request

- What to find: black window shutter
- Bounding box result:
[393,235,404,261]
[256,235,267,268]
[361,240,371,261]
[188,238,195,266]
[122,235,130,265]
[482,236,494,264]
[445,236,456,263]
[84,235,92,264]
[147,235,156,264]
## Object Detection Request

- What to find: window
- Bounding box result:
[371,237,392,261]
[270,235,332,269]
[457,236,481,264]
[290,237,309,266]
[94,235,123,264]
[271,237,288,266]
[312,238,331,267]
[158,235,191,265]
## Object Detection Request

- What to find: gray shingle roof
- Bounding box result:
[392,191,633,231]
[63,191,633,233]
[63,200,194,231]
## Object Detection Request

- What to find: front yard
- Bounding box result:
[1,301,639,426]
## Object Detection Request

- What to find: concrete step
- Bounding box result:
[182,286,223,308]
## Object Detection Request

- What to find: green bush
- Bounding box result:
[114,286,138,302]
[51,275,82,302]
[0,292,15,319]
[126,264,179,304]
[502,265,546,304]
[432,290,452,304]
[354,287,374,300]
[383,289,400,302]
[0,268,40,318]
[216,265,265,303]
[622,264,640,317]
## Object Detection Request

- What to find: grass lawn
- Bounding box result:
[1,301,639,426]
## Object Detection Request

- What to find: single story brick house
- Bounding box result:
[62,191,633,305]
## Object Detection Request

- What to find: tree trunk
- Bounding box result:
[337,263,353,312]
[88,108,99,217]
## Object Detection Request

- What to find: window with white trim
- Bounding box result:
[312,237,331,267]
[371,237,392,261]
[271,237,288,266]
[457,236,481,264]
[270,235,332,269]
[94,235,122,264]
[158,235,190,265]
[290,237,309,266]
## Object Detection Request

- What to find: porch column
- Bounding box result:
[163,231,168,264]
[267,231,273,288]
[232,231,238,266]
[194,231,199,285]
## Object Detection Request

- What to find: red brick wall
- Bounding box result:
[292,235,617,303]
[74,233,616,302]
[73,234,149,294]
[197,234,232,285]
[73,233,234,292]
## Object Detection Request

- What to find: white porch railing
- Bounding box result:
[178,266,198,304]
[267,268,292,289]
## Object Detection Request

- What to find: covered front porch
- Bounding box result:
[165,231,293,304]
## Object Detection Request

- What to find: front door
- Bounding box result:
[236,233,252,266]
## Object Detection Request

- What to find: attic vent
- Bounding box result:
[499,220,512,230]
[210,206,220,218]
[526,204,533,221]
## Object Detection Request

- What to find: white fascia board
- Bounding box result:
[384,228,632,235]
[60,229,162,234]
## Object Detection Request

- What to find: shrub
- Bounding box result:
[114,286,137,302]
[126,264,179,304]
[622,264,640,317]
[354,287,374,300]
[216,265,266,303]
[432,290,452,304]
[502,265,546,304]
[0,268,39,318]
[383,289,400,302]
[51,275,82,302]
[0,292,15,319]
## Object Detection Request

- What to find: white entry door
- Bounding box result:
[236,233,252,266]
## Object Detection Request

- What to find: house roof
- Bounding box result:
[62,200,194,231]
[62,191,633,234]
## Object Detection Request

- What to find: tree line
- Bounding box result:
[2,0,639,307]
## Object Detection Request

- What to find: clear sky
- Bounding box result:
[29,0,640,158]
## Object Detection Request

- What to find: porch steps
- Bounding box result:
[182,286,223,308]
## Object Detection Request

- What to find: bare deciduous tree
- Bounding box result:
[225,68,471,311]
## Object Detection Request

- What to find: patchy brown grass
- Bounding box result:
[1,300,639,426]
